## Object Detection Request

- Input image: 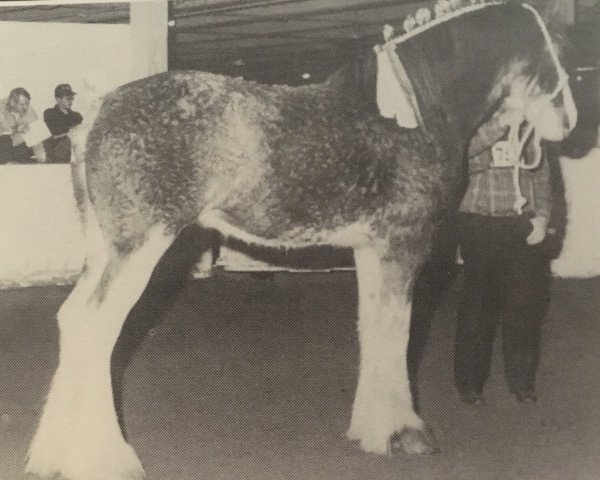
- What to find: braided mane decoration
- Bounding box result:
[374,0,506,127]
[396,0,505,39]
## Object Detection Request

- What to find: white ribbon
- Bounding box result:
[374,41,421,129]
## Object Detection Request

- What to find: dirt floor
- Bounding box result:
[1,270,600,480]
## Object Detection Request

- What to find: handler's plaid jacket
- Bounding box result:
[459,115,552,220]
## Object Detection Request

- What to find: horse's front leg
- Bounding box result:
[347,246,437,455]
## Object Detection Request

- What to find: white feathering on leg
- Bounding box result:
[348,248,425,454]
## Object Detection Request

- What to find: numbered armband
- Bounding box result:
[491,140,517,168]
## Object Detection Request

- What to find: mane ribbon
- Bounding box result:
[373,30,421,128]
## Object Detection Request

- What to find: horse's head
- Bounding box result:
[380,1,577,144]
[488,4,577,141]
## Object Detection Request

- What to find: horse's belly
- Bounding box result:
[198,208,374,249]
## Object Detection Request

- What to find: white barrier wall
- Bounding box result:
[551,148,600,277]
[0,165,84,288]
[0,19,132,287]
[0,4,171,287]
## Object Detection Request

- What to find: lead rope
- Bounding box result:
[508,121,538,214]
[506,5,569,213]
[507,67,568,214]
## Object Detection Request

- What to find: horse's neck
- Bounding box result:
[325,17,529,152]
[326,55,377,110]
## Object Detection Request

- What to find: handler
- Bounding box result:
[454,113,554,405]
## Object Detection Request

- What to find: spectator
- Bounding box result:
[0,87,39,164]
[43,84,83,163]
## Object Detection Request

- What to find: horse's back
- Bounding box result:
[81,68,453,252]
[82,70,365,247]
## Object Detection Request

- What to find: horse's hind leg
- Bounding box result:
[347,247,437,455]
[27,225,175,480]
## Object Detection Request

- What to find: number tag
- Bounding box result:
[491,140,516,168]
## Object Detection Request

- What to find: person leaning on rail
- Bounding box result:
[0,87,41,164]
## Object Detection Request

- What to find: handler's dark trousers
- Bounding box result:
[454,212,551,395]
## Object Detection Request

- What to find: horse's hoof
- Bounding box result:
[390,425,439,455]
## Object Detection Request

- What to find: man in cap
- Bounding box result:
[43,84,83,163]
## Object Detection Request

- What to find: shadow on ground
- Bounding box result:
[1,269,600,480]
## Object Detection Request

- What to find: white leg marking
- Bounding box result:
[27,226,174,480]
[193,249,213,279]
[348,247,425,454]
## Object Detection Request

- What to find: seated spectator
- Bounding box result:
[43,84,83,164]
[0,87,39,164]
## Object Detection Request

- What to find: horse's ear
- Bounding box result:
[374,44,422,129]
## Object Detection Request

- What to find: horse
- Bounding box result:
[26,2,577,479]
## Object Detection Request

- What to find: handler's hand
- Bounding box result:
[13,123,30,134]
[526,216,548,245]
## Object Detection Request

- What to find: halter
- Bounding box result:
[503,4,569,213]
[375,1,571,214]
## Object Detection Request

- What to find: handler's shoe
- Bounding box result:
[460,391,485,405]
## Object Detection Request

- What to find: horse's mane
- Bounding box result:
[329,1,559,137]
[401,3,556,116]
